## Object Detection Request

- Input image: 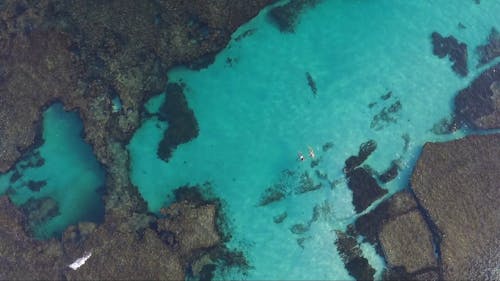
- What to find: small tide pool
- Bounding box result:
[0,103,105,239]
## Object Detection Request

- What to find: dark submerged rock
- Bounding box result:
[306,72,317,96]
[477,28,500,66]
[258,184,287,206]
[268,0,321,33]
[346,167,388,213]
[430,32,468,77]
[430,116,459,134]
[157,83,199,162]
[370,100,402,130]
[335,230,375,281]
[454,62,500,129]
[273,212,287,224]
[20,197,59,233]
[25,179,47,192]
[344,140,377,174]
[378,161,399,183]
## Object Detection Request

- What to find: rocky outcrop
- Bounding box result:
[0,186,227,280]
[455,62,500,129]
[347,167,388,213]
[0,1,272,277]
[431,32,468,77]
[0,196,64,280]
[411,133,500,280]
[379,211,437,274]
[335,230,376,281]
[0,0,274,217]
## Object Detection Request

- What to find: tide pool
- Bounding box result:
[0,103,105,239]
[129,0,500,279]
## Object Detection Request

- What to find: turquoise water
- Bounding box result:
[129,0,500,279]
[0,103,105,238]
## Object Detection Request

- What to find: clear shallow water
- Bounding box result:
[129,0,500,279]
[0,103,105,238]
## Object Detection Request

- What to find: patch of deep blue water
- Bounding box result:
[129,0,500,279]
[0,103,105,239]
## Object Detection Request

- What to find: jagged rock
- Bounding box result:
[431,32,468,76]
[455,63,500,129]
[346,167,387,213]
[379,211,437,273]
[378,161,399,183]
[411,134,500,280]
[344,140,377,174]
[335,230,375,281]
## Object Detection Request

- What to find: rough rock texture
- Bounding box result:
[0,194,224,280]
[411,134,500,280]
[335,230,376,281]
[431,32,468,76]
[346,167,388,213]
[379,211,437,273]
[477,28,500,66]
[159,202,220,262]
[0,196,64,280]
[455,62,500,129]
[0,0,274,216]
[352,190,440,280]
[0,0,272,278]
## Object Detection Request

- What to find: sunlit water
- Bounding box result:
[129,0,499,279]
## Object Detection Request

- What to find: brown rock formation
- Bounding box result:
[0,1,274,277]
[0,0,274,216]
[0,194,225,280]
[411,133,500,280]
[379,211,437,273]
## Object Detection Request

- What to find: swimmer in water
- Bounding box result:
[308,146,315,159]
[298,152,305,161]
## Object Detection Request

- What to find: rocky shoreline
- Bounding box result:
[0,0,499,280]
[0,0,274,279]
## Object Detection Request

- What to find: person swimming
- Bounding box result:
[298,152,305,161]
[308,146,315,159]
